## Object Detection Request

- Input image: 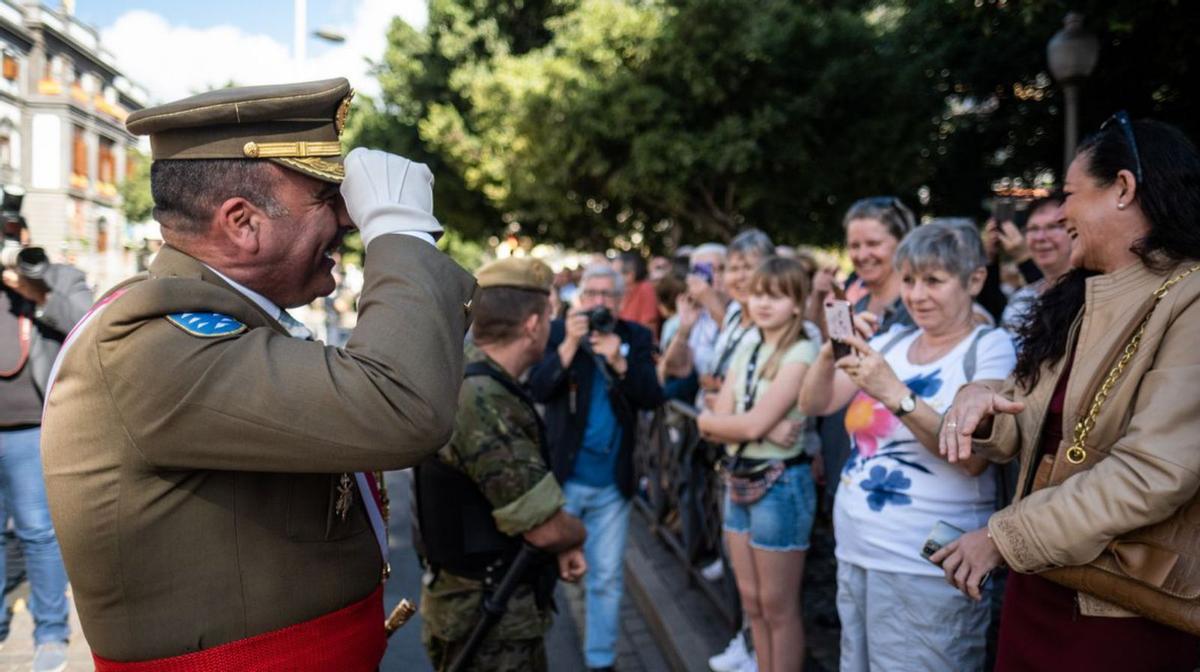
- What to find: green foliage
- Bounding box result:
[118,148,154,224]
[357,0,1200,250]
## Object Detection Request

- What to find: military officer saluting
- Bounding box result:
[40,78,475,670]
[416,257,587,672]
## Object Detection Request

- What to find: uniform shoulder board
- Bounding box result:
[165,312,247,338]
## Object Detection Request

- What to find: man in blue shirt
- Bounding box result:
[529,263,663,671]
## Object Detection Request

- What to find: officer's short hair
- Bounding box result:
[472,287,550,346]
[151,159,288,236]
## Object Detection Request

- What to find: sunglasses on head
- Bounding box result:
[1100,110,1144,184]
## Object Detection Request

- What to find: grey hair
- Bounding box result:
[842,196,917,240]
[893,219,987,287]
[691,242,727,261]
[728,228,774,260]
[151,159,288,236]
[581,263,625,296]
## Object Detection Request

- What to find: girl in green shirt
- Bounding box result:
[698,257,819,672]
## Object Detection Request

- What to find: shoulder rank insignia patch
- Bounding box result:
[166,312,247,338]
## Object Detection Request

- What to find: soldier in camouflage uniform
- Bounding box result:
[418,257,587,672]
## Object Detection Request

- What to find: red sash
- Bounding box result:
[92,585,386,672]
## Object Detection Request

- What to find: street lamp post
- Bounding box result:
[1047,12,1100,173]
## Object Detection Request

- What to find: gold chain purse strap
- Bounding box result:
[1066,264,1200,464]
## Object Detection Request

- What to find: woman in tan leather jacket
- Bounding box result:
[933,117,1200,670]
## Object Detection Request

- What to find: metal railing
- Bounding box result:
[633,400,740,628]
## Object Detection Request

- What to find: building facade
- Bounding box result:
[0,0,146,291]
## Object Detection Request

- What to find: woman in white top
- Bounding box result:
[698,257,819,672]
[799,221,1017,671]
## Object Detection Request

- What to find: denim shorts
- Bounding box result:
[723,463,817,551]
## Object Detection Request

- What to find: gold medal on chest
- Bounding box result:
[335,473,354,522]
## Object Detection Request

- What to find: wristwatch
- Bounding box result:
[894,391,917,417]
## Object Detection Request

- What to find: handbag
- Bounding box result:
[719,337,787,505]
[1032,263,1200,635]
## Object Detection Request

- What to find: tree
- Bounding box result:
[357,0,1200,250]
[343,0,571,242]
[891,0,1200,219]
[118,148,153,224]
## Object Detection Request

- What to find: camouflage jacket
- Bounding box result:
[420,343,565,642]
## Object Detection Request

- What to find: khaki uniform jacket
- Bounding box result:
[974,260,1200,608]
[41,235,475,661]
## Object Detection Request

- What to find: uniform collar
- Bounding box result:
[464,341,526,385]
[149,245,305,338]
[202,265,283,323]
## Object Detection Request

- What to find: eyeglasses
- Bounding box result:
[1100,110,1144,184]
[580,289,620,299]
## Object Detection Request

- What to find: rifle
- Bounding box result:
[448,544,544,672]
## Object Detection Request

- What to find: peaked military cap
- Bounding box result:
[476,257,554,294]
[126,78,353,183]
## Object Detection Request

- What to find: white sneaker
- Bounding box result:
[735,658,758,672]
[700,558,725,582]
[708,632,751,672]
[33,641,68,672]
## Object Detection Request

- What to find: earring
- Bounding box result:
[1117,202,1126,210]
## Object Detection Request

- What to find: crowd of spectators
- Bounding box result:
[519,114,1200,672]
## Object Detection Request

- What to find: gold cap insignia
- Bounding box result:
[335,90,355,137]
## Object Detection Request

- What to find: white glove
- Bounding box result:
[340,147,443,247]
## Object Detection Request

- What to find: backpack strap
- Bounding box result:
[876,326,919,356]
[464,361,549,462]
[962,327,997,382]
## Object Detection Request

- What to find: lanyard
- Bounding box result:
[732,336,765,459]
[740,335,765,413]
[714,319,753,378]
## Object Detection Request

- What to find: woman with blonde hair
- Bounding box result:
[698,257,821,672]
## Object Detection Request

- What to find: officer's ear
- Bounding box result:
[213,197,267,253]
[522,310,542,340]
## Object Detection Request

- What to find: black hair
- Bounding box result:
[151,159,287,236]
[619,250,648,282]
[1014,119,1200,389]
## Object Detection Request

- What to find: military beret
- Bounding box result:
[125,78,353,184]
[476,257,554,294]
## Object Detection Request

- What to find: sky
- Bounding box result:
[70,0,428,103]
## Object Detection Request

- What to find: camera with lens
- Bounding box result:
[583,306,616,334]
[0,185,49,281]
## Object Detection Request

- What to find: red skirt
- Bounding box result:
[995,570,1199,671]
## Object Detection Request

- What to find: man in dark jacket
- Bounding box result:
[1,214,91,671]
[529,262,663,672]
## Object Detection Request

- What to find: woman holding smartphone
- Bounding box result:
[697,257,820,672]
[799,221,1016,671]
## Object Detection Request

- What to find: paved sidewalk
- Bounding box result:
[0,583,92,672]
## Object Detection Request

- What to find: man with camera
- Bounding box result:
[529,263,663,672]
[0,188,87,672]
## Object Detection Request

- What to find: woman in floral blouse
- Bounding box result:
[799,220,1016,671]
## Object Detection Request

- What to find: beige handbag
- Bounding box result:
[1032,264,1200,635]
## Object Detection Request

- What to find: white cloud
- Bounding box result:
[100,0,427,104]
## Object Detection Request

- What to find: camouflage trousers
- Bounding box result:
[424,633,548,672]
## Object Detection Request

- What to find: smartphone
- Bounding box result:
[922,520,966,560]
[992,197,1016,224]
[824,298,854,359]
[692,262,714,285]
